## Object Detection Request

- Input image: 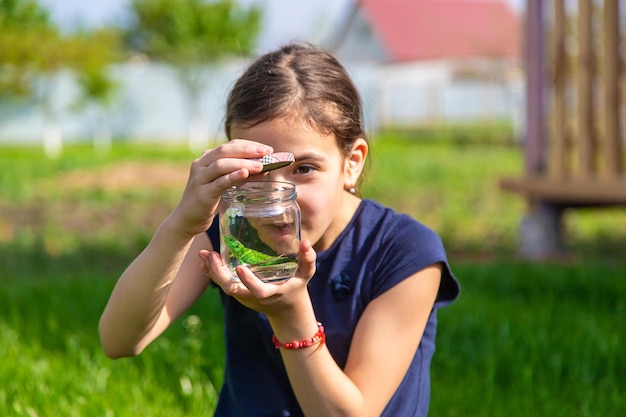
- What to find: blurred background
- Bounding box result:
[1,0,524,153]
[1,1,625,416]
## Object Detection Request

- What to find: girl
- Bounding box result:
[99,43,460,417]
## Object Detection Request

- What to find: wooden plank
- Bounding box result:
[550,0,568,179]
[500,177,626,205]
[577,0,594,177]
[603,0,623,177]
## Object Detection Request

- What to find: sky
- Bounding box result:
[38,0,525,52]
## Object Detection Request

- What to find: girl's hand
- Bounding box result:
[199,240,317,318]
[169,139,273,237]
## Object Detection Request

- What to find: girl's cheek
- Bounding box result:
[295,185,323,222]
[295,198,314,226]
[296,198,310,219]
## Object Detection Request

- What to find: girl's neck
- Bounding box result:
[313,193,362,252]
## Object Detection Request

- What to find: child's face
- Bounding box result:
[231,117,354,252]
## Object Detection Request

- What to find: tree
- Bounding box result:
[0,0,52,99]
[68,29,123,156]
[0,0,122,158]
[126,0,262,151]
[0,0,63,156]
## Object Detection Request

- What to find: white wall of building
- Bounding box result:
[0,59,524,147]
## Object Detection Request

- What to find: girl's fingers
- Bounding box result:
[192,157,260,186]
[198,242,317,313]
[196,165,252,194]
[196,139,273,168]
[200,250,248,294]
[234,266,272,298]
[295,240,317,280]
[190,143,273,191]
[236,240,316,297]
[199,250,274,300]
[180,140,275,229]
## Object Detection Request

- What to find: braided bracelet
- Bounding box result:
[272,322,325,350]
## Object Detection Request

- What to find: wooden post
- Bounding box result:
[525,0,545,177]
[577,0,593,177]
[518,1,564,258]
[603,0,622,177]
[551,0,567,178]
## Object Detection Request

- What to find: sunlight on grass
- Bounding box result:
[0,277,224,417]
[431,262,626,416]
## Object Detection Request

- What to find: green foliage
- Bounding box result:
[125,0,262,148]
[0,0,122,112]
[125,0,261,100]
[0,0,54,97]
[127,0,261,64]
[377,120,518,145]
[0,0,48,25]
[0,0,49,31]
[68,28,124,109]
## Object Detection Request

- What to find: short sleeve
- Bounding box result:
[207,216,220,249]
[370,214,460,307]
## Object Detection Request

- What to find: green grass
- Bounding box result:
[431,262,625,416]
[367,133,524,254]
[0,275,225,416]
[1,133,625,416]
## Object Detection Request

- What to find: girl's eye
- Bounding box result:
[294,165,316,175]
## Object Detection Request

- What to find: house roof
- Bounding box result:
[358,0,521,62]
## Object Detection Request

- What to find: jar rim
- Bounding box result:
[221,181,297,204]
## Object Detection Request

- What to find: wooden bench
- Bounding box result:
[500,0,625,258]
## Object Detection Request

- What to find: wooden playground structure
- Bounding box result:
[500,0,625,258]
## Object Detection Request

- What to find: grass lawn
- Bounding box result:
[431,261,625,416]
[1,133,624,416]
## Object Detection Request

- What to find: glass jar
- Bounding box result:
[219,181,301,283]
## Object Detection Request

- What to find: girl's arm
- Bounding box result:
[98,228,212,358]
[99,139,273,358]
[204,244,441,417]
[278,265,441,417]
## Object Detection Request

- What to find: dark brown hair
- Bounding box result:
[224,43,367,157]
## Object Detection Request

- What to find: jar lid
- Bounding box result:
[250,152,295,172]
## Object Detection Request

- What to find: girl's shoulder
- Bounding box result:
[355,199,459,305]
[356,199,441,245]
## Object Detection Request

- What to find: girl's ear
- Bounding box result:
[344,138,368,190]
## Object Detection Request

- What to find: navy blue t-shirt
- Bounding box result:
[207,199,460,417]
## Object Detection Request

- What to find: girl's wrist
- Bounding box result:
[266,296,319,344]
[273,322,325,350]
[163,209,214,239]
[270,320,322,350]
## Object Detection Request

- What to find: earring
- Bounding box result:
[348,185,356,194]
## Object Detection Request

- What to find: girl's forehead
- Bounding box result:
[233,118,334,144]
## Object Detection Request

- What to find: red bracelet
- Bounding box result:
[272,322,325,350]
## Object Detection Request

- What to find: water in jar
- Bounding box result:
[219,181,300,283]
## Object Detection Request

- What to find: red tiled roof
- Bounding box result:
[359,0,521,61]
